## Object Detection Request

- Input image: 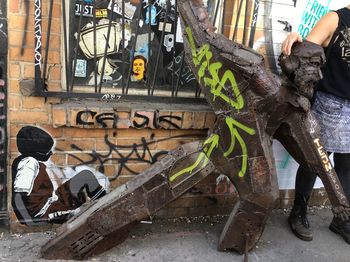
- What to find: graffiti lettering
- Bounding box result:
[251,0,260,27]
[166,54,196,85]
[185,27,244,110]
[313,137,346,200]
[313,138,332,172]
[68,134,200,180]
[0,80,6,213]
[133,111,181,129]
[76,111,117,128]
[34,0,42,68]
[75,109,182,129]
[96,113,118,128]
[76,110,97,125]
[101,94,121,102]
[170,27,256,181]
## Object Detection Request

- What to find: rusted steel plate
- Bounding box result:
[41,141,215,259]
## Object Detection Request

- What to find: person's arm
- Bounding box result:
[282,11,339,55]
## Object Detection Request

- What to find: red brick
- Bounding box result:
[8,80,20,94]
[9,0,20,13]
[9,47,34,63]
[8,95,21,109]
[56,139,95,152]
[182,111,194,129]
[192,111,206,129]
[9,110,50,124]
[204,112,216,128]
[8,63,21,79]
[52,107,67,127]
[64,128,106,138]
[22,97,46,109]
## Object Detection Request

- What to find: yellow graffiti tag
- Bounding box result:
[185,27,244,110]
[170,27,257,180]
[224,117,256,177]
[169,134,219,182]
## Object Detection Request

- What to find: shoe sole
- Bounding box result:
[329,223,350,244]
[288,219,313,241]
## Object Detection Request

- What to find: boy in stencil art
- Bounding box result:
[12,126,109,225]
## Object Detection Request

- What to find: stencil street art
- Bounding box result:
[11,126,109,225]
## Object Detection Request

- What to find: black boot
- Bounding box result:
[329,217,350,244]
[288,193,313,241]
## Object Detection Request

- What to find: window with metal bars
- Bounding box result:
[34,0,224,101]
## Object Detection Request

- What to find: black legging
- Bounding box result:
[296,153,350,201]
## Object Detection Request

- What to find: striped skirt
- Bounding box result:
[312,91,350,153]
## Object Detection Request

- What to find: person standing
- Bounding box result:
[282,5,350,243]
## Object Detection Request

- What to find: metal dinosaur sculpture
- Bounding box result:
[41,0,350,259]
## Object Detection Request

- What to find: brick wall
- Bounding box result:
[6,0,331,232]
[7,0,228,232]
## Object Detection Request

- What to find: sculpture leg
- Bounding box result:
[217,152,279,253]
[209,115,279,253]
[274,111,350,212]
[41,141,215,260]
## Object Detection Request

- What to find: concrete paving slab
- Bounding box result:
[0,207,349,262]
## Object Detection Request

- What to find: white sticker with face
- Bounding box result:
[164,34,174,52]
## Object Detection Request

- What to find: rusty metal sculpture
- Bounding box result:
[41,0,350,259]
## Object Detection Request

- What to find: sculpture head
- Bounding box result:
[279,41,326,99]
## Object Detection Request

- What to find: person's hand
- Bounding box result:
[282,32,303,55]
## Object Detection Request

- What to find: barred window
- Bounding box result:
[33,0,224,101]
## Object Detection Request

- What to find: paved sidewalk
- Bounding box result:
[0,207,349,262]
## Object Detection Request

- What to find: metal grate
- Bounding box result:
[70,230,103,258]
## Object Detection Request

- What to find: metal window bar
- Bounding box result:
[150,0,170,96]
[32,0,245,102]
[146,0,153,96]
[125,5,143,95]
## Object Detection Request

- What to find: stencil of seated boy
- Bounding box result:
[12,126,109,225]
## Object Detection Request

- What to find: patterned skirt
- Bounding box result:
[312,91,350,153]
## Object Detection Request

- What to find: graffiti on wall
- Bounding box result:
[0,21,6,56]
[67,133,204,179]
[34,0,42,68]
[0,0,7,56]
[0,80,6,216]
[75,109,182,129]
[11,126,109,225]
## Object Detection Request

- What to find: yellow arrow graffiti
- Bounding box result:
[169,134,219,182]
[224,117,256,177]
